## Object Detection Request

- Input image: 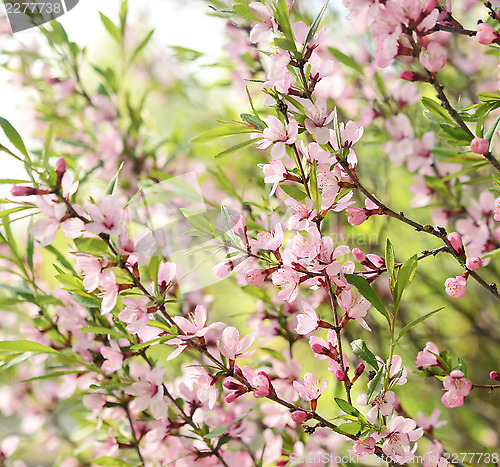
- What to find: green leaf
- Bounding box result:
[345,274,391,325]
[233,3,255,21]
[0,340,58,354]
[439,124,472,143]
[396,307,444,342]
[485,114,500,152]
[93,457,133,467]
[350,339,379,369]
[366,366,385,405]
[240,113,265,130]
[205,426,227,439]
[334,398,365,420]
[81,326,125,340]
[274,0,296,52]
[333,422,362,436]
[215,138,260,158]
[0,117,30,158]
[191,125,255,143]
[456,357,468,377]
[385,239,395,293]
[280,184,307,202]
[21,370,87,383]
[393,254,417,312]
[477,92,500,103]
[106,161,124,195]
[0,179,31,184]
[274,37,297,52]
[73,237,108,255]
[0,206,34,219]
[180,208,214,236]
[128,29,155,65]
[328,48,363,73]
[421,97,454,124]
[304,1,328,51]
[99,13,121,43]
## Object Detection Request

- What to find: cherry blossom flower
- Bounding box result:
[444,275,467,298]
[419,42,446,73]
[116,227,157,266]
[75,254,108,292]
[262,159,288,196]
[118,297,151,334]
[338,290,371,330]
[249,2,277,43]
[441,370,472,408]
[358,391,397,423]
[253,223,283,251]
[416,409,447,432]
[158,261,176,291]
[494,197,500,221]
[416,342,440,368]
[377,415,424,464]
[303,98,334,144]
[423,441,450,467]
[293,373,328,402]
[296,302,320,335]
[257,115,298,159]
[242,366,272,398]
[218,326,255,361]
[466,257,481,270]
[85,195,122,237]
[476,23,500,45]
[99,269,119,314]
[125,366,168,419]
[100,340,123,375]
[187,367,218,409]
[271,266,300,302]
[285,197,317,230]
[309,329,337,359]
[351,437,376,456]
[0,436,19,461]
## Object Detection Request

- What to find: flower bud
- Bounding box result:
[352,247,367,262]
[476,23,500,45]
[470,137,490,154]
[354,363,365,378]
[10,185,38,196]
[423,0,438,15]
[400,71,427,82]
[465,256,481,270]
[448,232,465,256]
[444,275,467,298]
[334,369,347,382]
[291,410,311,423]
[55,157,67,177]
[489,371,500,381]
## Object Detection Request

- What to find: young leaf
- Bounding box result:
[303,1,328,51]
[215,138,260,159]
[366,366,385,404]
[274,0,296,52]
[191,125,255,144]
[106,162,124,195]
[0,117,30,159]
[385,239,395,293]
[335,397,365,420]
[350,339,379,369]
[99,12,122,43]
[345,274,391,325]
[280,184,307,202]
[393,254,418,311]
[0,340,58,354]
[327,48,364,73]
[422,97,455,124]
[396,307,444,342]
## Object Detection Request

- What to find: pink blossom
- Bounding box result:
[338,290,371,330]
[309,329,337,359]
[419,42,446,73]
[0,436,19,460]
[378,415,424,464]
[444,275,467,298]
[253,223,283,251]
[351,437,376,456]
[416,342,440,368]
[388,355,408,386]
[285,197,316,230]
[494,197,500,221]
[118,297,151,334]
[75,254,108,292]
[441,370,472,408]
[423,442,450,467]
[249,2,278,43]
[187,367,218,409]
[125,366,168,419]
[466,256,481,270]
[99,269,119,314]
[100,340,123,375]
[416,409,447,431]
[85,195,122,237]
[244,268,268,287]
[470,137,490,154]
[158,261,176,289]
[293,373,328,402]
[263,159,288,196]
[257,115,298,159]
[447,232,465,256]
[173,305,222,339]
[242,366,272,398]
[218,326,255,361]
[358,391,397,423]
[296,302,320,335]
[303,98,334,144]
[476,23,500,45]
[116,228,157,266]
[271,266,300,302]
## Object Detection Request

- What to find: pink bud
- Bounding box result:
[470,137,490,154]
[444,275,467,298]
[291,410,311,423]
[400,70,427,82]
[490,371,500,381]
[352,248,367,262]
[225,392,239,403]
[354,363,365,377]
[334,369,347,381]
[10,185,38,196]
[447,232,465,256]
[476,23,500,45]
[423,0,438,15]
[466,256,481,270]
[55,157,67,176]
